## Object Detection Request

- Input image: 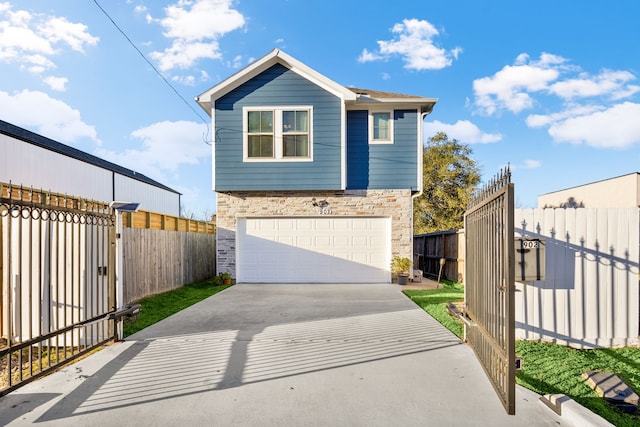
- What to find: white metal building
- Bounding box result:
[0,120,180,215]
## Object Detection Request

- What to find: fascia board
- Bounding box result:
[347,97,438,114]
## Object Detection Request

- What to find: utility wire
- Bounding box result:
[91,0,211,142]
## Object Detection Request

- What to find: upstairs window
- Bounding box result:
[244,107,313,161]
[283,110,309,157]
[247,110,274,158]
[369,111,394,144]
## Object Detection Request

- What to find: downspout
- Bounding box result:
[411,109,433,202]
[410,109,432,269]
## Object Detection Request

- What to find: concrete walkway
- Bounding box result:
[0,283,571,426]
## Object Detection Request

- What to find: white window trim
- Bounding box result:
[243,106,314,162]
[368,110,394,145]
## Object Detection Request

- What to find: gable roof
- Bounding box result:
[0,119,180,194]
[196,49,358,115]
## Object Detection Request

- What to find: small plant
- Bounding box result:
[220,272,232,284]
[391,256,412,276]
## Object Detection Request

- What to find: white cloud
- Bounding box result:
[423,120,502,144]
[546,102,640,149]
[95,120,211,182]
[358,18,461,70]
[473,53,562,115]
[526,105,603,128]
[150,0,245,72]
[522,159,541,169]
[549,69,640,100]
[0,4,98,74]
[358,48,385,63]
[43,76,68,91]
[473,53,640,118]
[0,89,99,144]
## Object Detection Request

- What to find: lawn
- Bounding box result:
[403,284,640,427]
[123,279,230,337]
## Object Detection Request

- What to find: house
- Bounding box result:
[0,119,181,215]
[538,172,640,208]
[196,49,437,283]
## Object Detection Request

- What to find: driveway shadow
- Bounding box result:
[9,284,463,423]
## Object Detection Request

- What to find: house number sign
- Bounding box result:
[319,207,332,215]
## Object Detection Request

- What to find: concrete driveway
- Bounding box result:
[0,284,569,426]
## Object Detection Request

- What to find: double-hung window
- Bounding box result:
[244,106,313,161]
[369,111,393,144]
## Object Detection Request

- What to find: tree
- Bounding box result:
[413,132,481,234]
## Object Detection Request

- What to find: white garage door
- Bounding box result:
[237,217,391,283]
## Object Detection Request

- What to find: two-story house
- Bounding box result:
[196,49,437,283]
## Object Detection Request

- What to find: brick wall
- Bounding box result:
[216,189,413,276]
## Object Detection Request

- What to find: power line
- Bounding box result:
[91,0,211,139]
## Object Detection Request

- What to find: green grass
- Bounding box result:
[516,341,640,427]
[403,283,640,426]
[123,279,230,337]
[403,280,464,339]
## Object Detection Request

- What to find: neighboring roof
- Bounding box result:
[347,87,437,114]
[196,49,438,116]
[0,119,180,194]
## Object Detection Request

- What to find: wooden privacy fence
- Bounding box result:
[413,229,464,281]
[121,210,216,304]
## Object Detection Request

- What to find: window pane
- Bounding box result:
[284,135,308,157]
[248,111,273,133]
[296,135,308,157]
[373,112,390,140]
[248,135,273,157]
[282,111,294,132]
[284,135,296,156]
[283,110,308,132]
[260,111,273,132]
[296,111,308,132]
[248,112,260,132]
[260,136,273,157]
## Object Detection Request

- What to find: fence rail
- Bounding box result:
[123,210,215,234]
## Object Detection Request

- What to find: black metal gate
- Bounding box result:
[464,168,516,414]
[1,183,116,396]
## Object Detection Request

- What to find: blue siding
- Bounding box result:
[347,110,418,190]
[215,64,342,191]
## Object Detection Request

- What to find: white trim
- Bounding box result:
[340,103,346,190]
[416,111,423,193]
[211,110,216,190]
[242,106,314,162]
[368,110,394,145]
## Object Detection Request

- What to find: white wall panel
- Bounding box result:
[1,134,112,200]
[1,133,180,215]
[114,174,179,216]
[515,207,639,348]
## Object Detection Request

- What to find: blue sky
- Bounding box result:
[1,1,639,216]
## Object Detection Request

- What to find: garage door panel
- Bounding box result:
[237,217,390,283]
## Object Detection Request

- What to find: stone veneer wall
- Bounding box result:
[216,189,413,275]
